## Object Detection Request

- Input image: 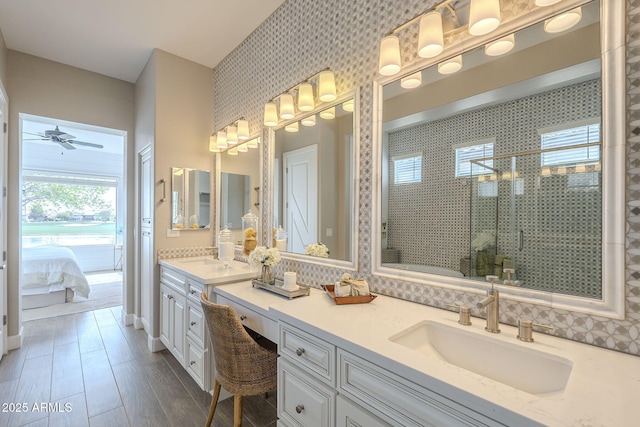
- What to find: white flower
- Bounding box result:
[304,242,329,258]
[248,246,281,267]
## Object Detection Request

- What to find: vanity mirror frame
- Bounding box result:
[171,167,211,230]
[371,0,625,318]
[215,130,264,246]
[267,88,360,270]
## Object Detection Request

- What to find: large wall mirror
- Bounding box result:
[171,167,211,230]
[270,90,359,268]
[373,0,625,317]
[216,135,262,244]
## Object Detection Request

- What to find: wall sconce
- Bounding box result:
[544,7,582,33]
[263,69,337,127]
[378,0,502,77]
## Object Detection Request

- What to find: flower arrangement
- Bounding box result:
[305,242,329,258]
[471,231,495,251]
[248,246,281,268]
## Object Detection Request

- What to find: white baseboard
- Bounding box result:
[148,335,166,352]
[133,315,143,330]
[7,325,24,351]
[122,310,134,326]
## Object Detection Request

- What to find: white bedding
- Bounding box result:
[22,245,90,298]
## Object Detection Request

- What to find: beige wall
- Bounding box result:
[5,51,135,339]
[0,29,7,85]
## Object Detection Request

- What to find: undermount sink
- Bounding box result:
[389,320,573,396]
[178,258,219,265]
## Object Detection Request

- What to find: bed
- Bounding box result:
[22,245,90,309]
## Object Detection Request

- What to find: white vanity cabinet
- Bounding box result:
[159,268,187,365]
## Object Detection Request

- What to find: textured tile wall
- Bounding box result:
[212,0,640,356]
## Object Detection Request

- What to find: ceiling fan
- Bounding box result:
[23,126,104,150]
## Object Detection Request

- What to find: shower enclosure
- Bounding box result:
[470,142,602,299]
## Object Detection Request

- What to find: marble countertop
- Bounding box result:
[158,256,256,285]
[216,281,640,427]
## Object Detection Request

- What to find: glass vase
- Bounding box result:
[261,265,274,285]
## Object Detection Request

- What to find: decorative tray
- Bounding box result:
[321,284,377,305]
[252,279,310,299]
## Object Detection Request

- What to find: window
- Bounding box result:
[540,120,600,166]
[455,139,495,178]
[393,153,422,184]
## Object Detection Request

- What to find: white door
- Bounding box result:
[0,86,7,358]
[138,147,152,332]
[283,145,318,253]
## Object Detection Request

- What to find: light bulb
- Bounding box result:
[264,101,278,127]
[280,93,295,119]
[237,119,250,140]
[319,107,335,120]
[485,34,515,56]
[226,125,238,145]
[401,71,422,89]
[544,7,582,33]
[418,11,444,58]
[298,83,314,111]
[216,130,227,149]
[318,70,337,102]
[468,0,501,36]
[438,55,462,74]
[301,114,316,127]
[379,35,401,76]
[285,122,299,132]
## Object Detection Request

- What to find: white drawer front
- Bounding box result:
[160,266,187,294]
[186,339,206,389]
[216,295,278,342]
[280,323,335,385]
[336,395,392,427]
[187,280,204,304]
[278,358,335,427]
[338,349,500,427]
[187,302,205,347]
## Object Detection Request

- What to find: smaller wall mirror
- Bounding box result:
[172,167,211,230]
[270,90,359,268]
[217,135,261,244]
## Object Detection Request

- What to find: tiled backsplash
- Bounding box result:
[211,0,640,355]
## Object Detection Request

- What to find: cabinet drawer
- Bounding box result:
[278,358,335,427]
[336,395,392,427]
[280,322,335,385]
[187,302,206,347]
[216,295,278,342]
[337,349,497,427]
[186,338,207,390]
[187,280,204,304]
[160,266,187,294]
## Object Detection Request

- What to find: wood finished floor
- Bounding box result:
[0,306,278,427]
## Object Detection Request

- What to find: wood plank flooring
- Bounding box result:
[0,307,278,427]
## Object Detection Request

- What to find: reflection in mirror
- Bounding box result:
[379,1,604,298]
[218,136,261,244]
[172,167,211,230]
[273,96,356,262]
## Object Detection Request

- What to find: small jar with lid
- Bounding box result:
[242,210,259,256]
[275,226,287,252]
[217,225,235,268]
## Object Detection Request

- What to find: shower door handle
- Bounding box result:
[518,230,524,251]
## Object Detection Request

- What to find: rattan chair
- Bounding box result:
[200,293,278,427]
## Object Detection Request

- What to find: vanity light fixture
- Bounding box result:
[226,125,238,146]
[401,71,423,89]
[216,130,228,150]
[468,0,502,36]
[485,33,515,56]
[541,166,552,176]
[237,119,250,140]
[319,107,336,120]
[237,143,249,153]
[378,0,502,76]
[285,122,299,132]
[209,135,220,152]
[438,55,462,74]
[575,164,586,173]
[556,165,567,175]
[263,69,337,127]
[477,174,486,182]
[544,7,582,33]
[212,117,251,151]
[247,137,260,148]
[342,99,355,112]
[301,114,316,127]
[227,146,239,156]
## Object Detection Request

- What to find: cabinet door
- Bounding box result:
[160,285,172,349]
[140,228,152,331]
[336,395,391,427]
[172,294,186,364]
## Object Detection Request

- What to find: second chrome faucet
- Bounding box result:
[477,275,501,333]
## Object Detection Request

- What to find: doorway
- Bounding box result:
[19,114,126,320]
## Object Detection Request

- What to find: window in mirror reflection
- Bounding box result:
[380,0,602,298]
[274,101,354,261]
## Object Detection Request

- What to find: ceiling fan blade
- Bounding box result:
[46,126,75,139]
[69,140,104,149]
[59,141,76,150]
[23,132,47,137]
[23,138,49,141]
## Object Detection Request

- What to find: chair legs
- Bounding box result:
[206,380,222,427]
[233,395,243,427]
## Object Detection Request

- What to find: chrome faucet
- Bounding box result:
[477,275,500,333]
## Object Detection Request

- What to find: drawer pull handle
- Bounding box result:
[240,315,247,321]
[295,348,305,356]
[190,360,196,366]
[190,321,196,326]
[190,290,197,294]
[168,295,173,300]
[295,404,304,414]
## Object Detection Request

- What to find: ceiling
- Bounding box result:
[0,0,286,83]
